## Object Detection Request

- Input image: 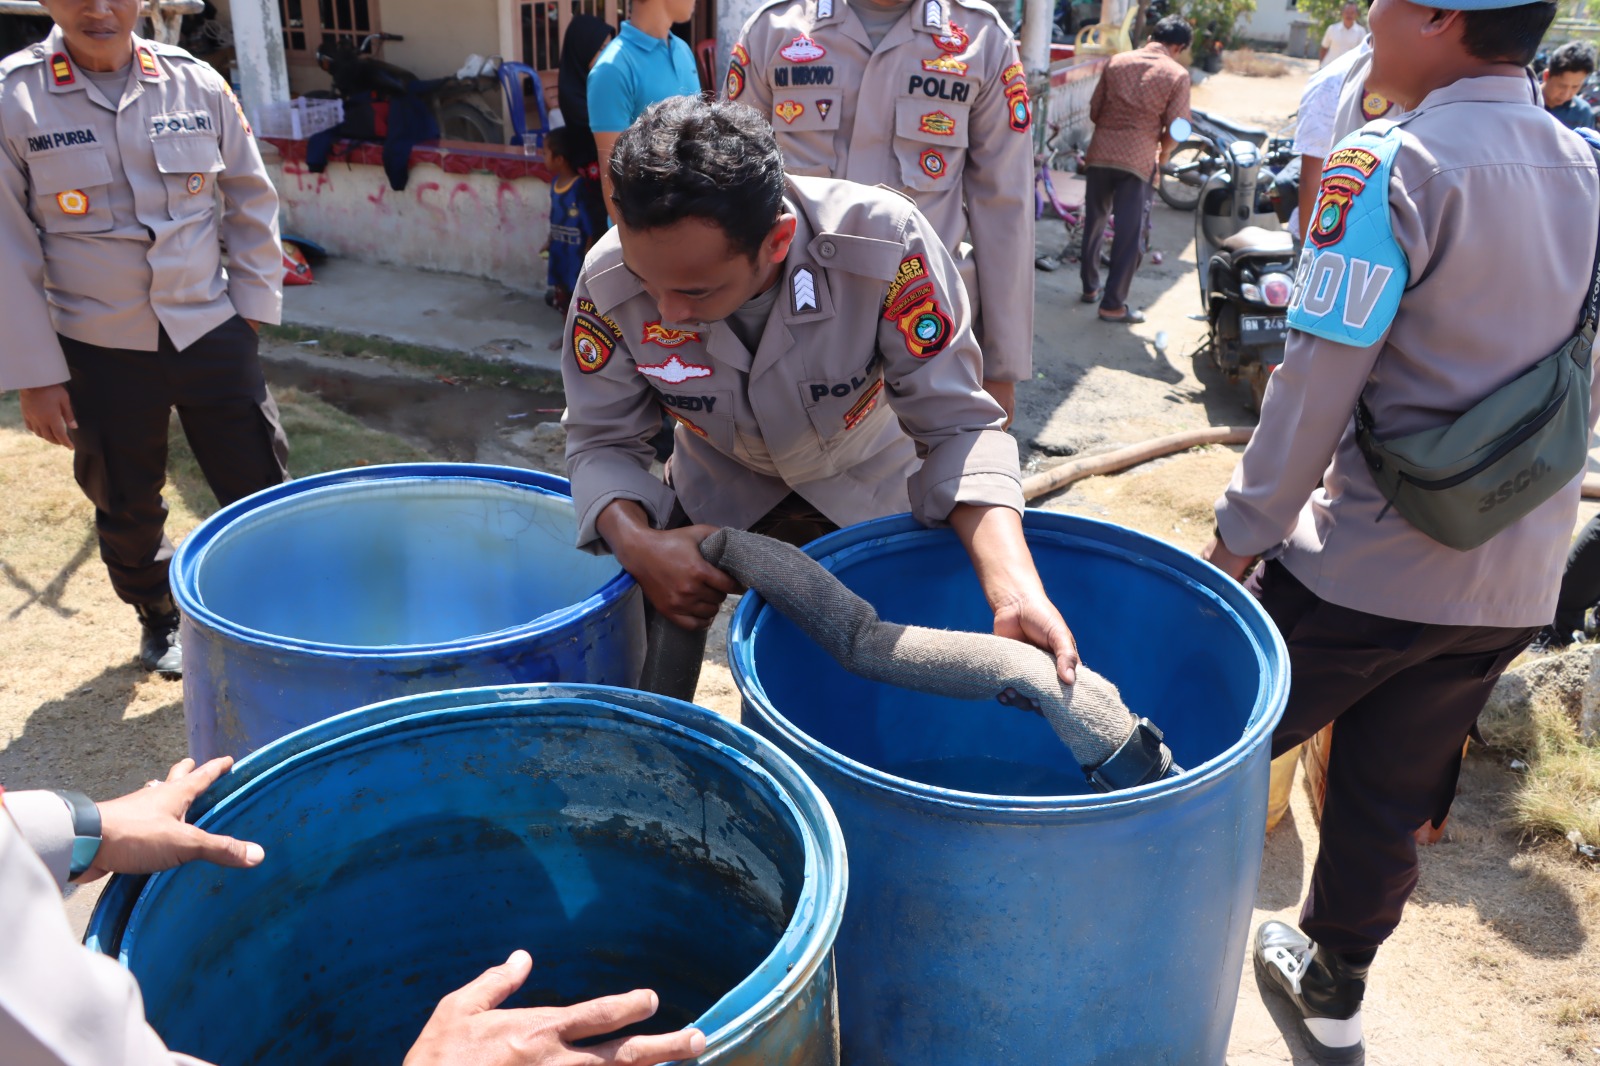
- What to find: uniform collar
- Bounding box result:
[1412,73,1539,114]
[43,27,162,102]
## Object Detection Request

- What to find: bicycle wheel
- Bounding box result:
[1158,141,1211,211]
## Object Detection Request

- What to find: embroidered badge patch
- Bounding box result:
[642,321,701,348]
[843,377,884,429]
[136,46,161,79]
[934,23,969,53]
[1325,146,1380,178]
[779,36,827,62]
[1001,61,1024,86]
[775,100,805,124]
[884,254,931,313]
[186,173,206,195]
[919,110,956,136]
[726,62,745,99]
[1361,90,1392,121]
[888,289,953,358]
[732,43,750,65]
[572,297,622,374]
[223,83,253,135]
[1309,173,1364,249]
[816,99,833,119]
[919,148,947,179]
[1007,88,1031,133]
[56,189,89,215]
[664,408,709,438]
[922,54,968,75]
[792,266,818,313]
[50,52,74,86]
[637,354,713,384]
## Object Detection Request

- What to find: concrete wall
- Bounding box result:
[263,145,552,294]
[1239,0,1300,44]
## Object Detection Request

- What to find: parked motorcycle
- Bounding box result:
[1157,107,1270,211]
[1168,115,1300,411]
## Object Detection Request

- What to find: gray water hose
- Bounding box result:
[700,528,1181,792]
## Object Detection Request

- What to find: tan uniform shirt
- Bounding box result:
[1,790,211,1066]
[562,174,1022,550]
[1217,76,1600,628]
[0,28,282,391]
[728,0,1035,382]
[1329,47,1401,143]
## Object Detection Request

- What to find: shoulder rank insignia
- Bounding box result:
[136,46,161,80]
[924,0,945,27]
[792,266,818,312]
[817,0,834,17]
[1287,126,1408,349]
[50,52,74,86]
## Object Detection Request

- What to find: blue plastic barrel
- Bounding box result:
[86,683,846,1065]
[172,464,645,761]
[729,511,1289,1065]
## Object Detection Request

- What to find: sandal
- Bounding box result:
[1098,308,1146,324]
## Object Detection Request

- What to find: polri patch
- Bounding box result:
[1001,61,1024,86]
[1361,90,1392,121]
[792,266,818,312]
[186,173,206,195]
[922,54,967,75]
[775,100,805,124]
[919,147,946,179]
[887,286,952,358]
[637,354,713,383]
[779,36,827,62]
[884,254,931,313]
[934,23,969,53]
[55,189,88,215]
[816,99,833,119]
[1308,173,1363,249]
[726,43,748,100]
[1325,146,1380,178]
[50,52,73,86]
[642,320,701,347]
[572,296,622,374]
[919,110,955,136]
[1006,82,1031,132]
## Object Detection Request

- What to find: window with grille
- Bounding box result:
[279,0,380,60]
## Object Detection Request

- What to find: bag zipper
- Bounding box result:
[1393,379,1570,491]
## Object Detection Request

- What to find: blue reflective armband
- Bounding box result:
[1287,125,1409,348]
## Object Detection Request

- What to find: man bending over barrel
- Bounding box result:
[561,96,1077,698]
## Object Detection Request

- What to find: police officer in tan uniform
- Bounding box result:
[0,0,289,678]
[727,0,1034,420]
[1,762,705,1066]
[563,97,1077,698]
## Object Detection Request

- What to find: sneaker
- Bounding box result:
[135,596,183,678]
[1253,921,1367,1065]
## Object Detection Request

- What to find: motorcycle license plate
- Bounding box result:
[1241,314,1288,344]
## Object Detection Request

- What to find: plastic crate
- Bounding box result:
[254,97,344,140]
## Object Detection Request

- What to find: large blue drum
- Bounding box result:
[172,464,645,760]
[730,511,1289,1065]
[87,684,846,1064]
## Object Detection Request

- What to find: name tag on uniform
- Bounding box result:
[25,128,98,153]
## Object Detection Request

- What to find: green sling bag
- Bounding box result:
[1354,156,1600,553]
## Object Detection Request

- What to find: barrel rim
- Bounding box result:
[727,510,1291,815]
[171,464,638,658]
[89,683,847,1056]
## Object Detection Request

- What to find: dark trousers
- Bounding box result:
[1080,165,1151,313]
[638,493,839,701]
[61,315,289,607]
[1247,561,1537,956]
[1551,513,1600,636]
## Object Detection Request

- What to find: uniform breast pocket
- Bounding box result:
[893,96,970,193]
[657,389,736,454]
[800,371,886,446]
[767,88,844,176]
[151,134,224,221]
[27,149,115,234]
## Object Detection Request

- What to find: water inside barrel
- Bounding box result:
[882,755,1093,796]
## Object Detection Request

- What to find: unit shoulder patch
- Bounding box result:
[1286,129,1408,349]
[572,296,624,374]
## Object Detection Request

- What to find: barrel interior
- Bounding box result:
[119,704,806,1064]
[192,480,623,646]
[748,528,1263,796]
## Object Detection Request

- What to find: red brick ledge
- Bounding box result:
[264,136,554,183]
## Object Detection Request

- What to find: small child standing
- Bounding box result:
[543,126,601,314]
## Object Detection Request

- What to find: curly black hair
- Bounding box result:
[609,96,787,261]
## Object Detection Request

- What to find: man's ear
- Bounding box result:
[767,213,799,264]
[1421,7,1461,38]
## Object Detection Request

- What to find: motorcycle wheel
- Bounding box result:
[439,101,502,144]
[1158,141,1211,212]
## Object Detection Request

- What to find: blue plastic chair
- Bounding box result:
[497,61,551,148]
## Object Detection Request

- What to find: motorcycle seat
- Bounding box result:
[1221,226,1296,258]
[1201,114,1269,145]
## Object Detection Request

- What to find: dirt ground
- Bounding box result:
[3,59,1598,1066]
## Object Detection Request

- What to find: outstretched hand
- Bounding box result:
[405,950,706,1066]
[79,757,263,883]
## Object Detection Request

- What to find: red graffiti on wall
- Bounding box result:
[413,181,446,224]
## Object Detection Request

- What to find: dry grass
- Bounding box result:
[1512,702,1600,849]
[1223,48,1292,78]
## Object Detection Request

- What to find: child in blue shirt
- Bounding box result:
[543,126,602,313]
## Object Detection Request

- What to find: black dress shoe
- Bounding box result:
[135,596,183,678]
[1254,921,1368,1065]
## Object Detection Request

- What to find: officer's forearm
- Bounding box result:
[595,498,654,560]
[948,503,1045,611]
